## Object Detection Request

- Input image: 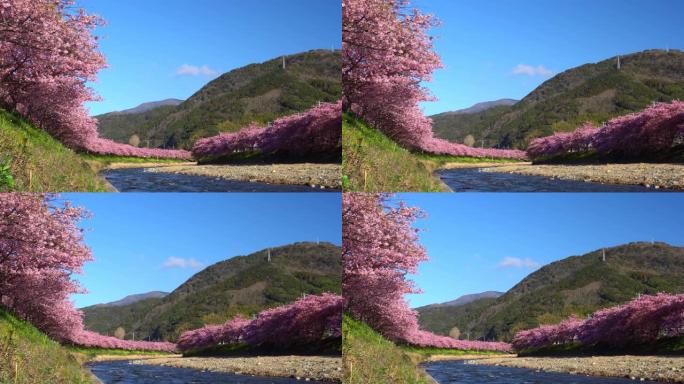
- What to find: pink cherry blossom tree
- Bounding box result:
[0,0,191,159]
[0,194,177,352]
[527,101,684,161]
[343,193,511,352]
[512,293,684,351]
[177,293,343,352]
[343,0,526,160]
[192,101,341,162]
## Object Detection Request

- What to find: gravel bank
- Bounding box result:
[131,355,342,382]
[483,163,684,189]
[469,355,684,382]
[145,163,341,189]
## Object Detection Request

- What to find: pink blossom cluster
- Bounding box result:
[177,293,343,352]
[0,194,91,342]
[512,293,684,351]
[527,101,684,159]
[403,330,512,352]
[83,137,192,159]
[192,101,341,161]
[343,194,512,352]
[69,330,177,352]
[0,194,176,352]
[0,0,191,159]
[342,0,526,160]
[420,137,528,160]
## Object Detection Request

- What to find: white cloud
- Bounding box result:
[498,256,540,269]
[162,256,204,269]
[175,64,218,77]
[511,64,553,77]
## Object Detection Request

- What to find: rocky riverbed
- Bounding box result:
[468,355,684,382]
[482,163,684,190]
[130,355,343,382]
[145,163,341,189]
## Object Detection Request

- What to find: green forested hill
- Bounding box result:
[417,242,684,341]
[96,49,341,149]
[432,49,684,148]
[82,242,341,341]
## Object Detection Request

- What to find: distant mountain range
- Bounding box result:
[437,99,518,116]
[419,291,503,309]
[89,291,169,308]
[431,49,684,148]
[82,242,341,341]
[108,99,184,116]
[96,49,341,149]
[417,242,684,341]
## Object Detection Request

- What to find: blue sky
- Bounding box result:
[412,0,684,115]
[79,0,341,115]
[398,193,684,308]
[62,193,341,308]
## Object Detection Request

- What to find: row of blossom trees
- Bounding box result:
[527,101,684,160]
[0,194,176,352]
[0,0,190,159]
[177,293,342,352]
[191,101,342,162]
[343,193,511,352]
[342,0,526,160]
[512,293,684,351]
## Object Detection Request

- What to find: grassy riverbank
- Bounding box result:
[342,114,447,192]
[342,315,436,384]
[0,109,111,192]
[0,308,97,384]
[341,113,522,192]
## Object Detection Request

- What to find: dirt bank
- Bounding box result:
[87,354,181,362]
[145,163,341,189]
[424,354,517,362]
[102,161,196,170]
[469,355,684,382]
[482,163,684,189]
[131,355,342,382]
[440,162,532,170]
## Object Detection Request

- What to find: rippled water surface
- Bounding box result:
[88,361,317,384]
[102,168,333,192]
[423,360,659,384]
[438,168,655,192]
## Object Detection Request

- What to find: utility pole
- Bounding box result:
[267,249,271,263]
[602,249,606,262]
[282,56,286,70]
[617,55,621,70]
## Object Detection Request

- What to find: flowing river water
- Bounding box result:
[101,168,334,192]
[88,361,323,384]
[437,168,655,192]
[422,360,660,384]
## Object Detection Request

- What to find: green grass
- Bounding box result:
[416,153,522,168]
[343,315,435,384]
[342,113,524,192]
[81,154,190,166]
[0,308,97,384]
[400,345,508,358]
[65,346,175,361]
[342,113,447,192]
[0,109,111,192]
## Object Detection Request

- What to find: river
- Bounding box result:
[422,360,659,384]
[101,168,334,192]
[88,360,323,384]
[438,168,655,192]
